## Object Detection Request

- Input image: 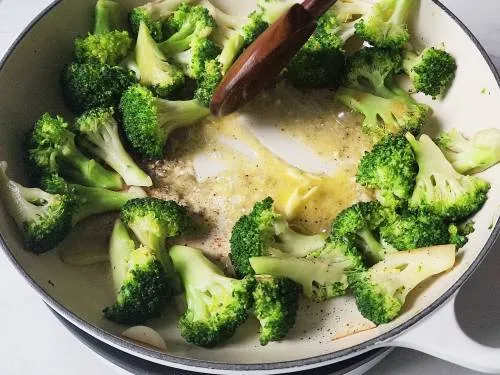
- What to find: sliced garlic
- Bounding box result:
[122,326,167,350]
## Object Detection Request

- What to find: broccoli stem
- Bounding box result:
[219,32,245,74]
[59,144,123,190]
[358,228,396,263]
[156,98,210,136]
[402,50,418,76]
[109,219,136,293]
[274,221,327,257]
[390,0,412,26]
[94,0,121,35]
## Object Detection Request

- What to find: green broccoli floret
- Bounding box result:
[171,37,221,79]
[336,87,429,140]
[74,107,152,187]
[349,244,456,324]
[448,221,474,249]
[103,219,171,325]
[354,0,413,49]
[230,197,327,278]
[356,135,418,207]
[120,197,191,291]
[436,128,500,175]
[331,0,375,22]
[250,238,364,302]
[194,59,224,107]
[129,0,186,42]
[331,201,395,263]
[41,174,145,226]
[26,113,123,190]
[253,275,299,345]
[406,133,490,221]
[120,85,210,159]
[159,3,216,54]
[62,62,137,114]
[74,0,132,66]
[0,162,72,253]
[170,245,255,347]
[286,13,346,88]
[135,21,185,98]
[402,47,457,98]
[379,210,465,250]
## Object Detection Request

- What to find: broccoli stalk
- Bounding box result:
[74,107,152,187]
[104,219,171,325]
[253,276,300,345]
[406,133,490,221]
[330,0,375,22]
[136,21,185,98]
[354,0,413,49]
[75,0,132,65]
[0,162,72,253]
[402,47,457,98]
[436,128,500,175]
[349,244,456,324]
[170,245,255,347]
[229,197,327,278]
[27,113,123,190]
[120,85,210,159]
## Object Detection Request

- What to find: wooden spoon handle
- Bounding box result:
[302,0,339,18]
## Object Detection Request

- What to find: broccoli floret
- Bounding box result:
[354,0,412,49]
[331,201,395,263]
[171,37,221,79]
[406,133,490,221]
[103,219,171,325]
[159,3,216,54]
[170,245,255,347]
[402,47,457,98]
[0,162,72,253]
[129,0,186,42]
[230,197,327,278]
[436,128,500,175]
[194,59,224,107]
[74,0,132,66]
[448,221,474,249]
[74,107,152,187]
[120,197,191,290]
[356,135,418,207]
[62,62,137,114]
[41,174,145,226]
[286,13,346,88]
[253,276,299,345]
[349,244,456,324]
[120,85,209,159]
[26,113,123,190]
[336,87,429,140]
[135,21,185,98]
[250,238,364,302]
[379,210,463,250]
[331,0,375,22]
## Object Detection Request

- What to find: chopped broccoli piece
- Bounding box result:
[74,0,132,66]
[120,85,210,159]
[120,197,191,290]
[349,244,456,324]
[104,219,171,325]
[230,197,327,278]
[356,135,418,207]
[354,0,413,49]
[402,47,457,98]
[74,107,152,187]
[448,221,474,249]
[331,201,395,263]
[41,174,145,226]
[0,162,72,253]
[26,113,123,190]
[194,58,223,107]
[436,128,500,175]
[253,276,299,345]
[250,238,364,302]
[129,0,187,42]
[330,0,375,22]
[286,13,346,88]
[135,21,185,98]
[170,245,255,347]
[171,37,221,79]
[62,62,137,114]
[336,87,429,140]
[159,3,216,55]
[406,133,490,221]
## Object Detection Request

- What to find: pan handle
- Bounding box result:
[385,293,500,373]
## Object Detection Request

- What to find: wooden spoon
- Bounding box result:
[210,0,338,117]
